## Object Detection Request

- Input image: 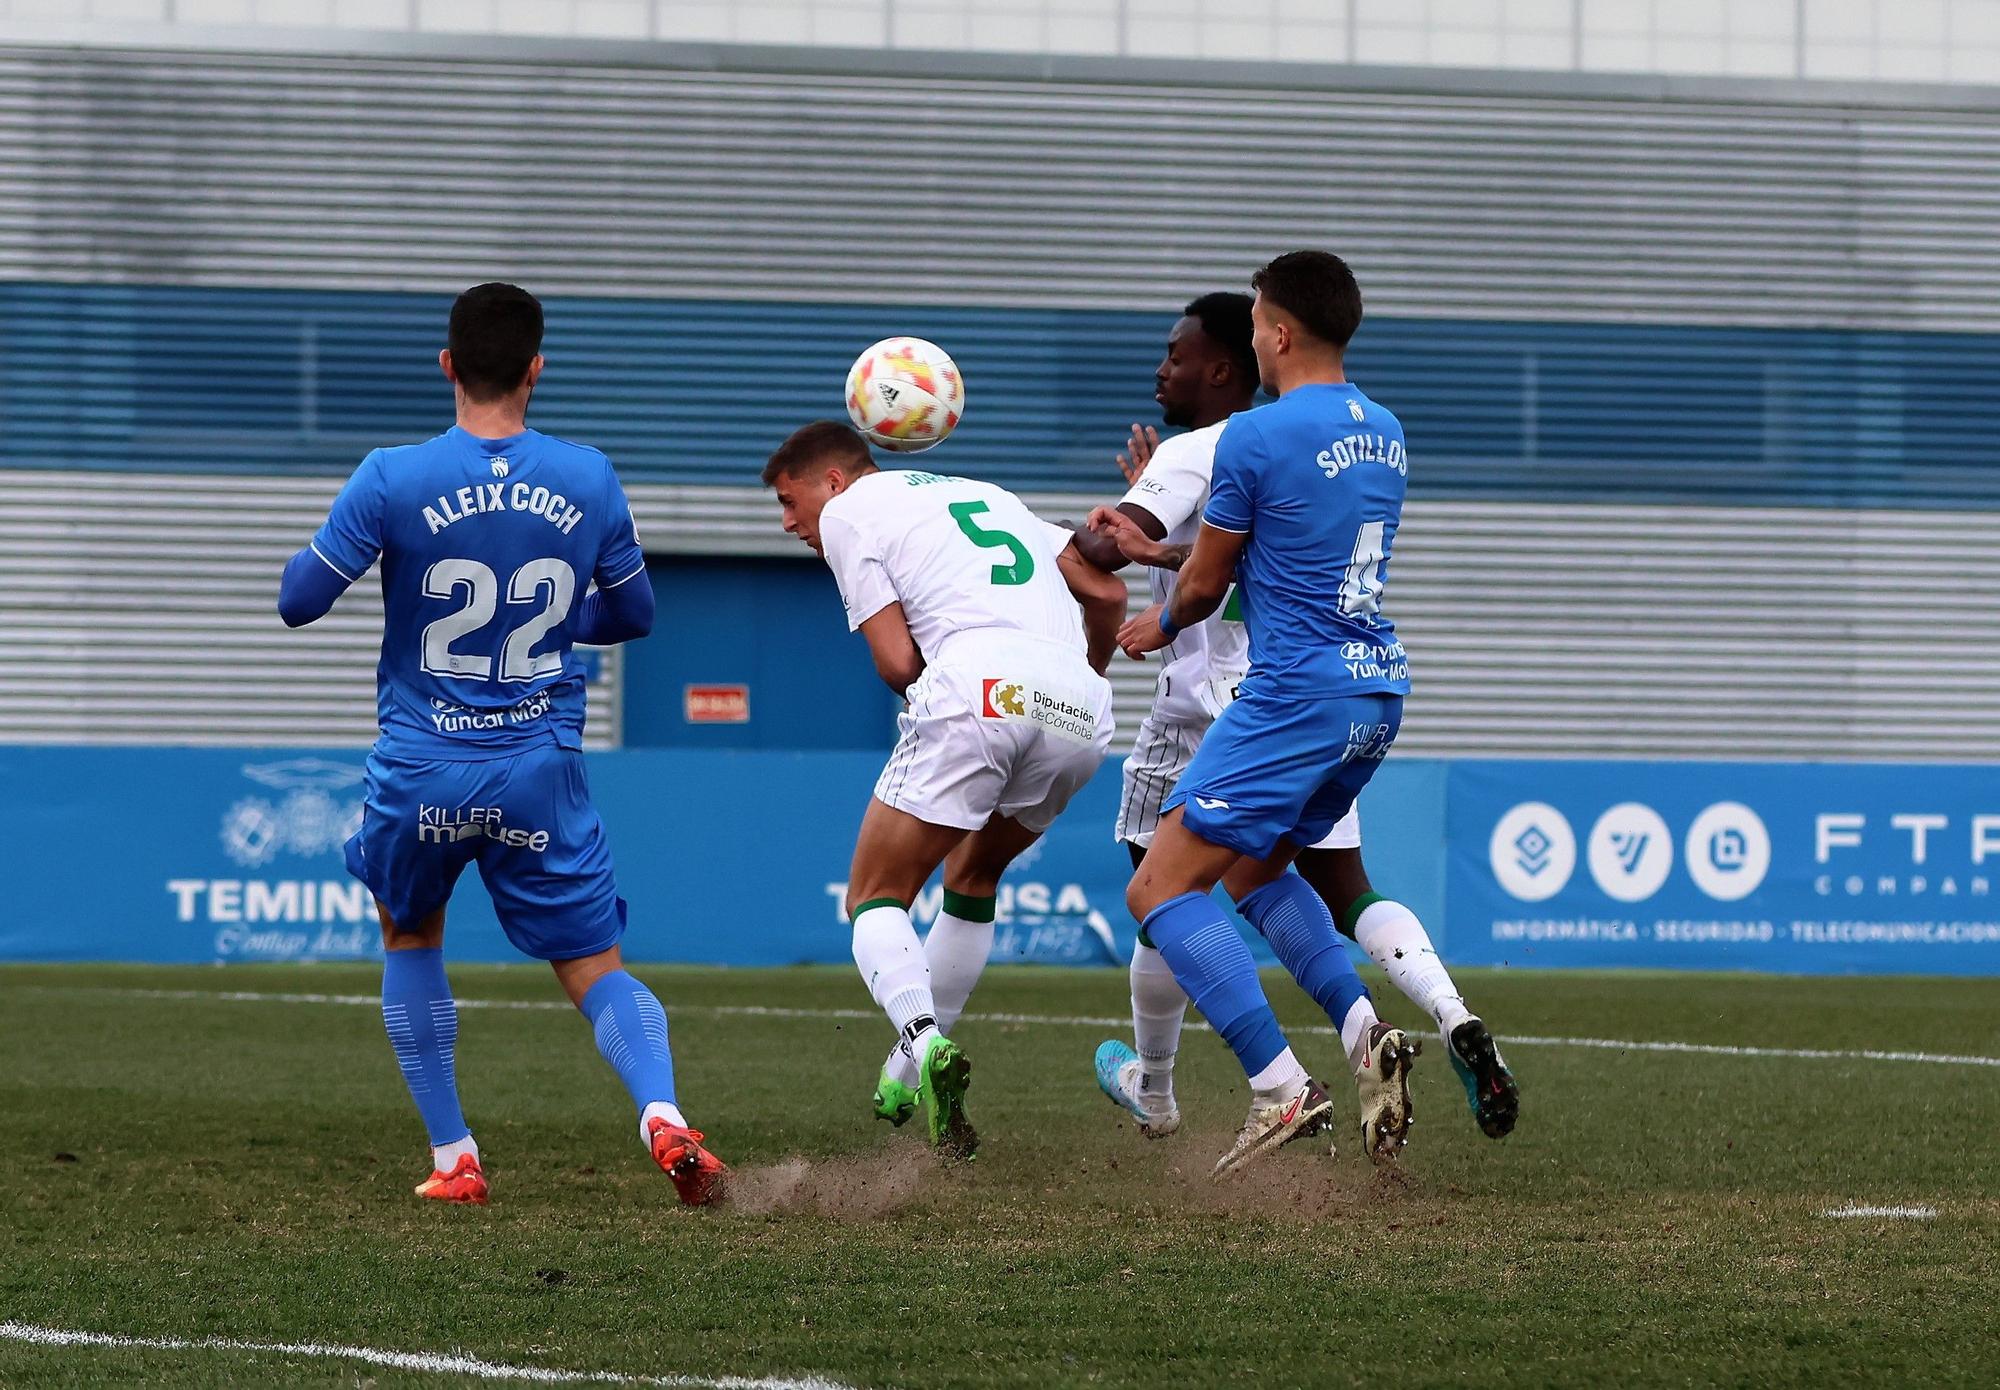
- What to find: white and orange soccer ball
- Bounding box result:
[845,337,964,453]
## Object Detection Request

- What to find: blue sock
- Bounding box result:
[579,971,678,1115]
[380,947,469,1146]
[1238,874,1372,1032]
[1141,892,1289,1078]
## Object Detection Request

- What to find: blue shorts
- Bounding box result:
[343,743,626,961]
[1164,689,1402,861]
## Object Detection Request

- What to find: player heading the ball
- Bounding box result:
[763,420,1127,1155]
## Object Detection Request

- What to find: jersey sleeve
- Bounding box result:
[1119,432,1210,533]
[1037,519,1075,556]
[1202,415,1263,534]
[595,467,647,590]
[819,509,898,631]
[309,450,387,582]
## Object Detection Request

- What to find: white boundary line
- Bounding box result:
[1818,1204,1938,1220]
[0,1321,855,1389]
[21,985,2000,1070]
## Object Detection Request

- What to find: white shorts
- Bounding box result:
[874,657,1115,835]
[1115,710,1361,851]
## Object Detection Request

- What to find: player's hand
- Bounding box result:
[1118,603,1174,660]
[1115,424,1160,485]
[1090,506,1171,568]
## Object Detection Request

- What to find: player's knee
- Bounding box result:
[944,868,1003,900]
[844,885,905,921]
[1126,874,1170,924]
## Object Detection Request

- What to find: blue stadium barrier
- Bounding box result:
[1449,760,2000,976]
[3,745,1992,975]
[6,282,2000,507]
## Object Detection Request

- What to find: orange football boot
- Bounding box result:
[413,1152,489,1205]
[646,1118,728,1206]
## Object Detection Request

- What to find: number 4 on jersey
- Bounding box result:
[948,500,1035,586]
[1339,520,1388,618]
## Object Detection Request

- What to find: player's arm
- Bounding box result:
[1070,501,1164,573]
[1119,416,1259,658]
[857,603,925,695]
[572,567,655,645]
[1055,536,1128,674]
[819,510,918,693]
[279,452,384,628]
[574,469,654,645]
[1086,506,1188,571]
[1068,424,1170,572]
[277,546,352,628]
[1118,523,1247,659]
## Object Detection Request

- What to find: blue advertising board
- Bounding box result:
[1445,761,2000,976]
[4,745,1991,975]
[0,745,1440,970]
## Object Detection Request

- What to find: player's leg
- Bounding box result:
[847,796,977,1155]
[345,751,484,1204]
[547,942,726,1204]
[1294,836,1519,1139]
[874,812,1037,1120]
[1224,699,1420,1163]
[376,902,486,1204]
[1129,809,1332,1176]
[1098,714,1195,1135]
[478,745,725,1204]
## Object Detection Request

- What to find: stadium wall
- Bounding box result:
[2,38,1998,763]
[7,744,1996,977]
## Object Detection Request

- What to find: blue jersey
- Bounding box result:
[1202,383,1410,700]
[310,426,645,759]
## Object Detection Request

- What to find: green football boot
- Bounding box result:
[872,1065,918,1128]
[918,1034,978,1159]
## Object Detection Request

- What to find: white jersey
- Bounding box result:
[1118,420,1250,725]
[820,468,1088,669]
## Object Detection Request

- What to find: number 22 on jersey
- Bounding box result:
[421,557,576,682]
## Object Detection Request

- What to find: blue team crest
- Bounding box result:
[489,456,509,477]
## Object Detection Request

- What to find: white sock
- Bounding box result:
[1247,1046,1308,1099]
[1339,995,1381,1074]
[1353,898,1472,1039]
[637,1100,687,1144]
[431,1134,478,1170]
[852,902,940,1064]
[883,906,994,1088]
[926,907,994,1034]
[1129,943,1188,1099]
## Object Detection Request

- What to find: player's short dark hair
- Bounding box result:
[761,419,876,486]
[1182,291,1257,385]
[1250,251,1363,349]
[447,282,544,401]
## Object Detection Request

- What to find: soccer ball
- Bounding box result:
[845,337,965,453]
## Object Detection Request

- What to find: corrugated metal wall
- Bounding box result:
[0,44,1997,329]
[2,471,622,747]
[9,469,1996,760]
[2,41,1997,758]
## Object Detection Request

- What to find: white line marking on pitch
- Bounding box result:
[1818,1204,1939,1220]
[0,1321,855,1389]
[26,985,2000,1071]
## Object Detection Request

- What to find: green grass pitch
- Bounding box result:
[3,963,1997,1388]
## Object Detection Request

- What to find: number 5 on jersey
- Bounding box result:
[948,500,1035,586]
